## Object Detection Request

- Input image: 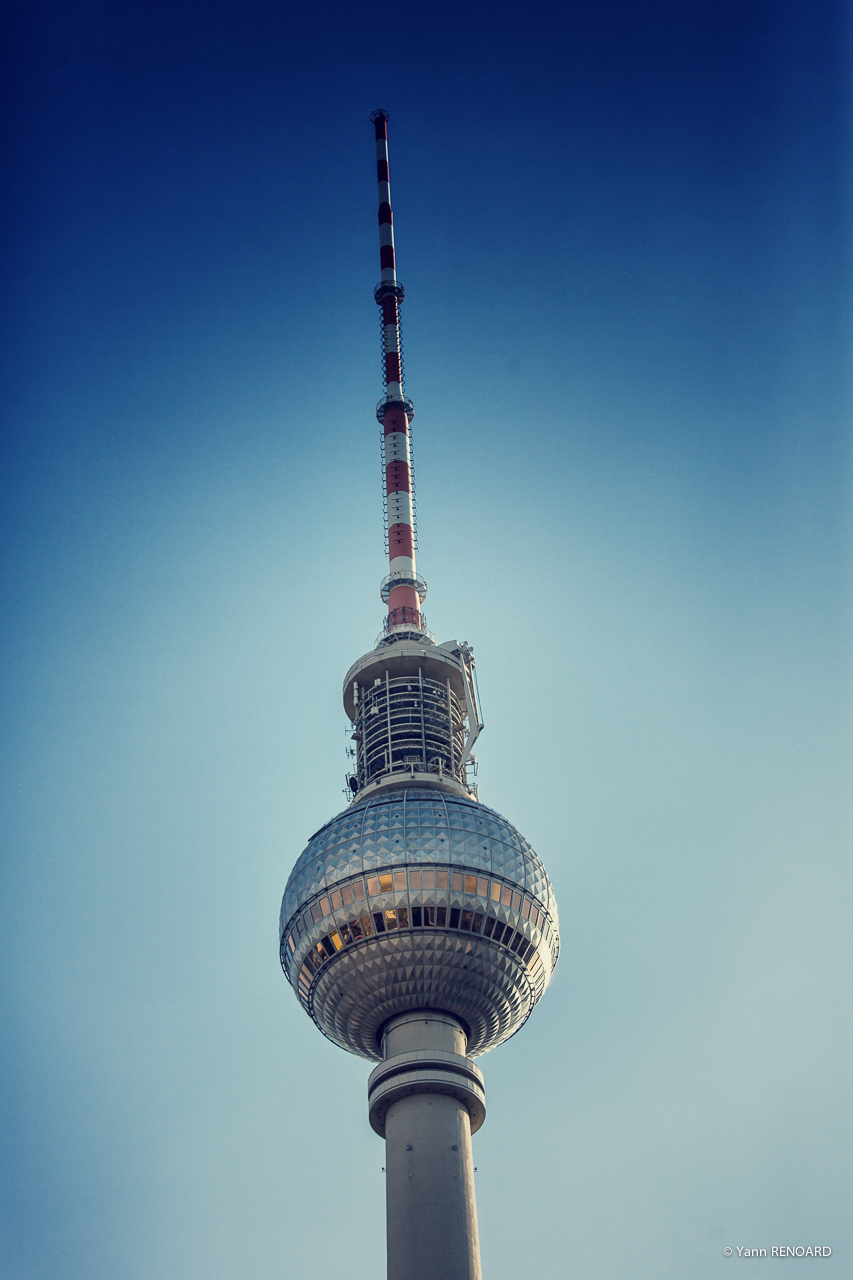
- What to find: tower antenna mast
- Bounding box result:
[372,107,427,641]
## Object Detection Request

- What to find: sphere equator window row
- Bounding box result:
[281,864,557,967]
[290,904,545,1006]
[291,868,550,930]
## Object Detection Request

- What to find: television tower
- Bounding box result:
[279,110,560,1280]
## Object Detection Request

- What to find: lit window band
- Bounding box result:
[282,866,556,1001]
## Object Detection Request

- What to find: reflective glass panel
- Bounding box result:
[472,912,484,933]
[330,889,342,911]
[483,917,496,937]
[411,907,422,926]
[491,882,501,901]
[522,899,531,918]
[372,912,386,933]
[452,872,464,891]
[435,907,447,926]
[449,908,460,928]
[464,874,477,894]
[384,909,398,929]
[409,870,422,890]
[311,903,322,924]
[477,877,489,897]
[341,884,354,906]
[397,907,408,928]
[461,910,473,930]
[320,896,331,916]
[330,931,343,951]
[512,891,522,911]
[379,873,392,892]
[366,876,379,896]
[360,914,374,936]
[353,880,365,900]
[437,871,449,890]
[422,869,436,890]
[393,871,406,891]
[501,886,512,907]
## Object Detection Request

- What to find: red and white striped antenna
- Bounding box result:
[371,109,429,644]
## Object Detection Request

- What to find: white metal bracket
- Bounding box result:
[458,644,484,766]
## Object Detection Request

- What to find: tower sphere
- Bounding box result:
[280,785,559,1061]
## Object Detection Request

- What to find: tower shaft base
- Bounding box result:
[370,1012,483,1280]
[386,1092,481,1280]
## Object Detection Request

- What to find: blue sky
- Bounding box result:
[1,2,850,1278]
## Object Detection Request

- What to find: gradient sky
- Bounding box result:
[1,2,850,1278]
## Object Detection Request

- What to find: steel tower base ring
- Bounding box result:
[376,396,415,425]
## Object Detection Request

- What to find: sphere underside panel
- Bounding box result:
[309,932,536,1060]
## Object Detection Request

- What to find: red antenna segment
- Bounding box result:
[371,109,427,642]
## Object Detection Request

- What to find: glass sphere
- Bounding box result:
[280,787,559,1060]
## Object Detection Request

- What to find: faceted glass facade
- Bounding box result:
[282,789,557,924]
[280,788,560,1060]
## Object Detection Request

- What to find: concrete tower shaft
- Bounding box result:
[371,1013,484,1280]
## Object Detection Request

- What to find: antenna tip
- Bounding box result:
[370,107,390,123]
